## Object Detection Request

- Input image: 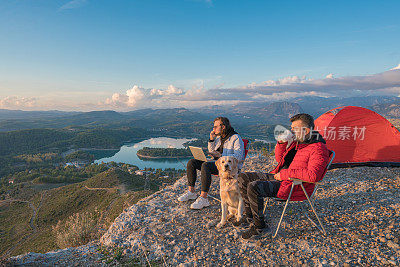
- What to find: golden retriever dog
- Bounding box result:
[215,156,244,228]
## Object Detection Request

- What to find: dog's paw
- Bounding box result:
[232,217,247,227]
[227,214,235,220]
[232,218,244,227]
[206,219,219,229]
[216,222,226,229]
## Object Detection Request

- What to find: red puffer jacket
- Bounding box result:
[270,133,330,200]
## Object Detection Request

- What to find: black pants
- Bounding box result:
[186,159,218,192]
[238,172,281,228]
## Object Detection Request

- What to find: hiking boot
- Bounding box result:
[241,224,270,239]
[190,196,210,209]
[178,191,197,202]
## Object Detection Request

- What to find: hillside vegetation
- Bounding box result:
[0,127,147,157]
[137,147,192,158]
[0,168,160,257]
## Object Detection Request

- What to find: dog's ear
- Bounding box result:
[231,157,238,166]
[232,157,239,172]
[215,157,222,172]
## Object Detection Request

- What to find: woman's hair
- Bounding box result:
[214,117,233,136]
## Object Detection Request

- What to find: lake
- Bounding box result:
[94,137,196,170]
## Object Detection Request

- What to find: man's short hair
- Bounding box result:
[290,113,315,129]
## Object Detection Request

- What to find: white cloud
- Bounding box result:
[104,84,185,109]
[220,67,400,97]
[150,85,183,96]
[59,0,88,10]
[0,96,37,109]
[5,67,400,111]
[391,64,400,70]
[100,67,400,110]
[250,91,333,101]
[244,75,307,89]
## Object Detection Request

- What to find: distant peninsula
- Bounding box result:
[136,147,192,159]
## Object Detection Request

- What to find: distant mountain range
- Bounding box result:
[0,109,80,120]
[292,95,399,117]
[195,95,400,123]
[0,95,399,132]
[370,102,400,118]
[195,101,302,125]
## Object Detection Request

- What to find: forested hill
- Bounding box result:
[0,109,210,132]
[136,147,192,158]
[0,127,147,157]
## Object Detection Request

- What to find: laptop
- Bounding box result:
[189,146,214,162]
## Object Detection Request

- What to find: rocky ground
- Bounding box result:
[6,154,400,266]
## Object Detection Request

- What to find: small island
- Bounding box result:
[136,147,192,159]
[183,138,208,148]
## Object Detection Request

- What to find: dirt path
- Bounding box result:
[1,191,47,258]
[0,199,37,231]
[84,185,119,192]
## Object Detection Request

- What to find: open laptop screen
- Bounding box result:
[189,146,210,162]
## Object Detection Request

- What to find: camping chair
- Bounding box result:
[237,138,249,173]
[242,138,249,162]
[264,150,335,238]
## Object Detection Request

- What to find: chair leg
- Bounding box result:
[263,198,269,215]
[301,204,319,229]
[300,184,326,235]
[273,184,295,238]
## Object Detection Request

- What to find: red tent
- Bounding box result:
[315,106,400,168]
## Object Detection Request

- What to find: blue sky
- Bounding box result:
[0,0,400,111]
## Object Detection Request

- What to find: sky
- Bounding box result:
[1,0,400,111]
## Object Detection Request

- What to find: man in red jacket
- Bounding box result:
[237,113,330,239]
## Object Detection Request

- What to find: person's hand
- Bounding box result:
[210,130,217,141]
[208,151,221,158]
[274,172,282,181]
[276,129,295,143]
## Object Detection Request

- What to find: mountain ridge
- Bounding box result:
[1,96,399,132]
